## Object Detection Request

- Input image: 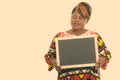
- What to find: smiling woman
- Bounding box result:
[44,2,111,80]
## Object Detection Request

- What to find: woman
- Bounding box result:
[44,2,111,80]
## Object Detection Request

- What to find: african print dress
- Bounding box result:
[44,31,111,80]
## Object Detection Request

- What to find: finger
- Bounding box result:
[55,66,61,71]
[95,63,101,69]
[53,62,57,66]
[95,65,100,69]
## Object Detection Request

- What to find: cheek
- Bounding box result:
[71,19,75,24]
[71,19,73,24]
[80,21,85,25]
[80,22,84,25]
[71,18,73,22]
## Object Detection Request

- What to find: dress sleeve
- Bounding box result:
[96,33,112,70]
[44,33,61,71]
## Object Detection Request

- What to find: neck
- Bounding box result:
[72,28,87,34]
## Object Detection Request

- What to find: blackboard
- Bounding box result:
[55,35,98,69]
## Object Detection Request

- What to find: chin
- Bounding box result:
[72,28,80,31]
[72,27,82,30]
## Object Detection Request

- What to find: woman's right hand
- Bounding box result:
[51,58,61,71]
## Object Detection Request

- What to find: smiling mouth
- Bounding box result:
[73,23,80,26]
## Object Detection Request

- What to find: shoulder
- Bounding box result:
[54,32,65,38]
[86,30,103,40]
[88,30,101,36]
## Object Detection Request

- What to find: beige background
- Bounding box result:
[0,0,119,80]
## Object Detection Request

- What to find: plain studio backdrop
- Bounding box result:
[0,0,120,80]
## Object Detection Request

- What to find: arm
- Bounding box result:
[44,33,61,71]
[96,33,112,69]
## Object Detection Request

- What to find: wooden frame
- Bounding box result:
[55,35,98,69]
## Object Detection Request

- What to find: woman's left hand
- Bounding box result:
[95,57,105,69]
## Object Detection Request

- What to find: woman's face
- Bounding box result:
[71,11,87,31]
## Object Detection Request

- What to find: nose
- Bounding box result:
[74,18,83,23]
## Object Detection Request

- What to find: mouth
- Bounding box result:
[73,23,80,26]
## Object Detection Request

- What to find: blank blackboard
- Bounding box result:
[55,35,98,69]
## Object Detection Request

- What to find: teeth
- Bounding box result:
[74,23,79,26]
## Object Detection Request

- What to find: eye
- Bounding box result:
[79,16,83,19]
[72,15,77,19]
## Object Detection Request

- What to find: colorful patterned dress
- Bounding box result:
[44,31,111,80]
